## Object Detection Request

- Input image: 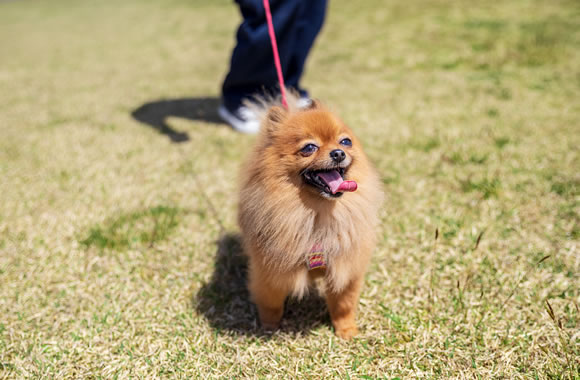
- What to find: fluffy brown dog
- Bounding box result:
[238,99,382,339]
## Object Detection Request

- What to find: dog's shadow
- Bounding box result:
[194,233,330,336]
[131,97,226,143]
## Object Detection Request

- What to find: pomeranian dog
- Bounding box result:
[238,97,382,339]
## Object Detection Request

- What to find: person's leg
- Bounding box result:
[221,0,304,111]
[220,0,325,132]
[284,0,327,96]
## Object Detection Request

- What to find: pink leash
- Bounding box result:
[263,0,288,109]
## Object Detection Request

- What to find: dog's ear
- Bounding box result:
[264,105,288,134]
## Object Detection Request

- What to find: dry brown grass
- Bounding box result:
[0,0,578,378]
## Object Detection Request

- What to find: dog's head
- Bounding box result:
[259,101,363,200]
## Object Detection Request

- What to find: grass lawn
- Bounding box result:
[0,0,578,377]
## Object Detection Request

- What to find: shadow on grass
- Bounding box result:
[131,97,226,143]
[194,233,330,337]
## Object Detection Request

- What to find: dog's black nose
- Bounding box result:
[330,149,346,163]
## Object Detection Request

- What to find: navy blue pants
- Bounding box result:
[221,0,327,110]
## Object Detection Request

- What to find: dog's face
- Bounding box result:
[262,103,362,199]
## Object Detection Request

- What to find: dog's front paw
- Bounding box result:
[258,306,283,330]
[261,320,280,330]
[335,325,359,340]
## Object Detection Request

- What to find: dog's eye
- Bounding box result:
[340,138,352,147]
[300,144,318,156]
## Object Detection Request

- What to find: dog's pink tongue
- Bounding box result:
[317,170,358,194]
[337,180,357,192]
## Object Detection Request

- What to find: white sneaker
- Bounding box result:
[297,97,313,109]
[218,97,312,134]
[218,104,260,134]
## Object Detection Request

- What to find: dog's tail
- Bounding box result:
[243,89,308,122]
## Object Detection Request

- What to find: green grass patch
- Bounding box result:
[409,137,440,152]
[81,206,182,250]
[446,151,489,165]
[460,177,501,199]
[494,136,510,149]
[550,178,579,198]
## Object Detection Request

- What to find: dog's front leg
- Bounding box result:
[247,259,290,330]
[326,276,363,339]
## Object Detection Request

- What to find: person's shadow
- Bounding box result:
[194,233,331,337]
[131,97,226,143]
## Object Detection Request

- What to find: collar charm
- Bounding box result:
[307,243,326,270]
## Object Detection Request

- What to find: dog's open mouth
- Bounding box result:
[302,167,357,197]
